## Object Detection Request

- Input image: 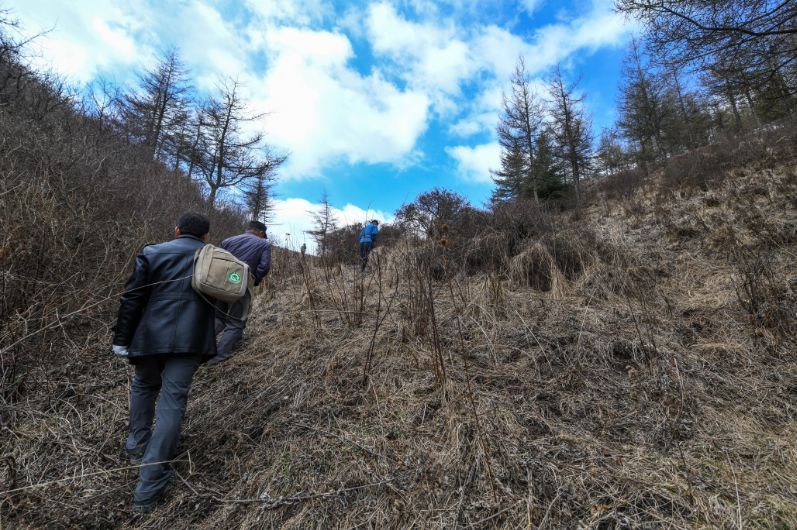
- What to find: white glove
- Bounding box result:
[112,344,129,357]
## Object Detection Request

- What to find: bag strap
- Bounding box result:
[195,286,253,322]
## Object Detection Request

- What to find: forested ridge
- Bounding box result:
[1,2,797,527]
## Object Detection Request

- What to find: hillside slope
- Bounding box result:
[2,161,796,528]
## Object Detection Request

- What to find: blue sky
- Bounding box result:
[10,0,635,248]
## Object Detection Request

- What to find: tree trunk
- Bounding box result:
[743,89,760,128]
[727,89,742,129]
[571,158,580,209]
[152,71,173,161]
[672,70,697,147]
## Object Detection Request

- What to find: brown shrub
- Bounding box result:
[0,51,245,379]
[509,244,565,295]
[730,245,796,343]
[661,117,797,193]
[464,231,509,274]
[597,168,646,201]
[489,199,555,257]
[663,149,725,190]
[541,231,596,281]
[702,194,721,207]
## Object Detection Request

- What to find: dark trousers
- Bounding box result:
[209,291,251,366]
[359,242,373,271]
[126,355,200,503]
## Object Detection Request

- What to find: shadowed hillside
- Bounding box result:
[3,141,795,526]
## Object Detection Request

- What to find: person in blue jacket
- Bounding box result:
[359,219,379,271]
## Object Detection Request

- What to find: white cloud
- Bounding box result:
[13,0,153,83]
[506,3,632,74]
[12,0,255,89]
[448,81,504,136]
[255,26,430,178]
[521,0,544,15]
[244,0,332,26]
[449,118,485,137]
[368,3,450,54]
[366,3,476,111]
[446,143,501,183]
[161,1,252,91]
[9,0,633,186]
[451,4,633,139]
[270,197,392,253]
[471,25,530,80]
[336,203,392,226]
[335,5,369,39]
[366,2,629,97]
[364,1,632,143]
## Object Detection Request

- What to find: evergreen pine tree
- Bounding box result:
[490,134,525,204]
[532,130,566,200]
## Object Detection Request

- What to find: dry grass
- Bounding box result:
[2,161,796,529]
[508,244,566,296]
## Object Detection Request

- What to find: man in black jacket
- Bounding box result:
[112,212,216,513]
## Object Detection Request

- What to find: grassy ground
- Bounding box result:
[1,161,796,528]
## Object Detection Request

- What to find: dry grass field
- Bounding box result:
[3,156,795,528]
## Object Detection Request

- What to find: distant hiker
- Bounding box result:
[359,219,379,272]
[207,220,271,367]
[300,243,306,256]
[112,212,217,513]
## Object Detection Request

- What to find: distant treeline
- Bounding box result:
[84,50,286,214]
[306,0,797,260]
[309,1,796,262]
[492,0,795,208]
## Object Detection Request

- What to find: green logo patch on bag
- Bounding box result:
[228,271,242,284]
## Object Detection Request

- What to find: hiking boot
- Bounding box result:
[205,354,232,367]
[132,471,175,514]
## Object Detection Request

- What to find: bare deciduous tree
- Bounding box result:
[616,0,797,98]
[309,191,337,257]
[617,40,670,172]
[547,65,593,207]
[119,49,191,161]
[494,57,545,203]
[196,78,286,206]
[596,128,628,176]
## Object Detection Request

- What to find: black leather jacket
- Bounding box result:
[113,235,217,362]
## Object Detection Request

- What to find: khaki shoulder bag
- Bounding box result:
[191,244,250,304]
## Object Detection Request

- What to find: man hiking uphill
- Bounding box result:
[206,220,271,367]
[112,212,217,513]
[359,219,379,272]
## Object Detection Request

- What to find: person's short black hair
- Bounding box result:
[248,220,267,232]
[371,219,379,225]
[177,212,210,237]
